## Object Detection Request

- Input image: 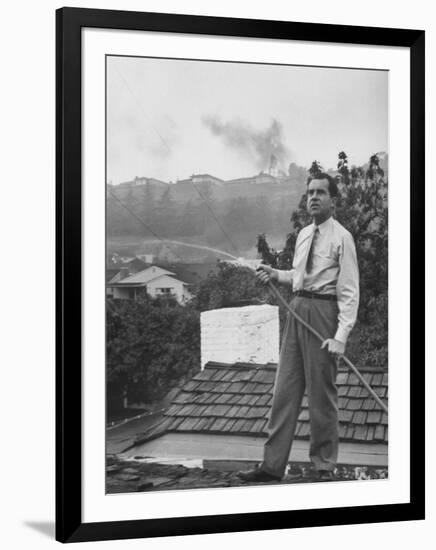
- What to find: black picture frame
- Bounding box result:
[56,7,425,543]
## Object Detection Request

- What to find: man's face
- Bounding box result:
[307,178,334,221]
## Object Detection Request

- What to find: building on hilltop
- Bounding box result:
[117,176,167,188]
[226,172,278,185]
[177,174,224,186]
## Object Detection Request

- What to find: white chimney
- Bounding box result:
[200,304,279,369]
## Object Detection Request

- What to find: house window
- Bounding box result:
[157,287,172,294]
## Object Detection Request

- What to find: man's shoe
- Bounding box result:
[284,471,303,481]
[302,468,335,481]
[236,465,281,483]
[317,470,335,481]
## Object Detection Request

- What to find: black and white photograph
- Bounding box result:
[105,54,389,493]
[0,0,431,547]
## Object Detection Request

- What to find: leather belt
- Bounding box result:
[294,290,337,301]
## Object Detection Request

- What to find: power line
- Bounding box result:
[190,181,241,257]
[112,64,241,258]
[113,64,172,155]
[108,189,187,264]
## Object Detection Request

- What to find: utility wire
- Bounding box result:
[113,64,240,258]
[108,189,187,264]
[113,64,172,155]
[189,181,241,257]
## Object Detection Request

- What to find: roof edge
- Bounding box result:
[203,361,387,373]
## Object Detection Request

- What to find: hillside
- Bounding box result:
[107,171,307,258]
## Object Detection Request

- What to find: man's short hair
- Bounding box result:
[306,172,339,198]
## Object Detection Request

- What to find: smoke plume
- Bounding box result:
[202,116,291,173]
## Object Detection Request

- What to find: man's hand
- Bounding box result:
[256,265,278,285]
[321,338,345,357]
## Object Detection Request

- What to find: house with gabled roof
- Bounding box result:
[106,255,149,285]
[122,305,388,468]
[107,265,192,304]
[161,262,219,286]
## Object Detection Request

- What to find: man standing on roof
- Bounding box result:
[237,172,359,482]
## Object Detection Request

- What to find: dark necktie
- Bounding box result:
[305,227,319,274]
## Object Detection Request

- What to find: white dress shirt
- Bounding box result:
[275,216,359,344]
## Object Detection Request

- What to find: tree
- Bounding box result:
[337,151,350,185]
[366,154,385,182]
[140,181,155,227]
[252,195,273,234]
[309,160,323,177]
[107,191,126,236]
[124,186,143,235]
[222,196,250,235]
[178,199,198,236]
[192,262,268,311]
[154,186,178,236]
[106,294,200,407]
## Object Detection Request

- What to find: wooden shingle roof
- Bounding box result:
[141,362,388,445]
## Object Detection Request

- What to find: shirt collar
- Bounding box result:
[312,215,334,235]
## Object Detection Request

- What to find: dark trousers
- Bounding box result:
[261,296,339,477]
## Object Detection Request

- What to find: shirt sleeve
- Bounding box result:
[275,269,294,285]
[334,232,360,344]
[274,230,304,286]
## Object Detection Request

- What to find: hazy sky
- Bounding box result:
[107,56,388,185]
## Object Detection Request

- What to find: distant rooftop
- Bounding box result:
[109,266,176,286]
[177,174,224,185]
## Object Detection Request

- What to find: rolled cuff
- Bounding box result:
[334,326,351,345]
[276,269,294,285]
